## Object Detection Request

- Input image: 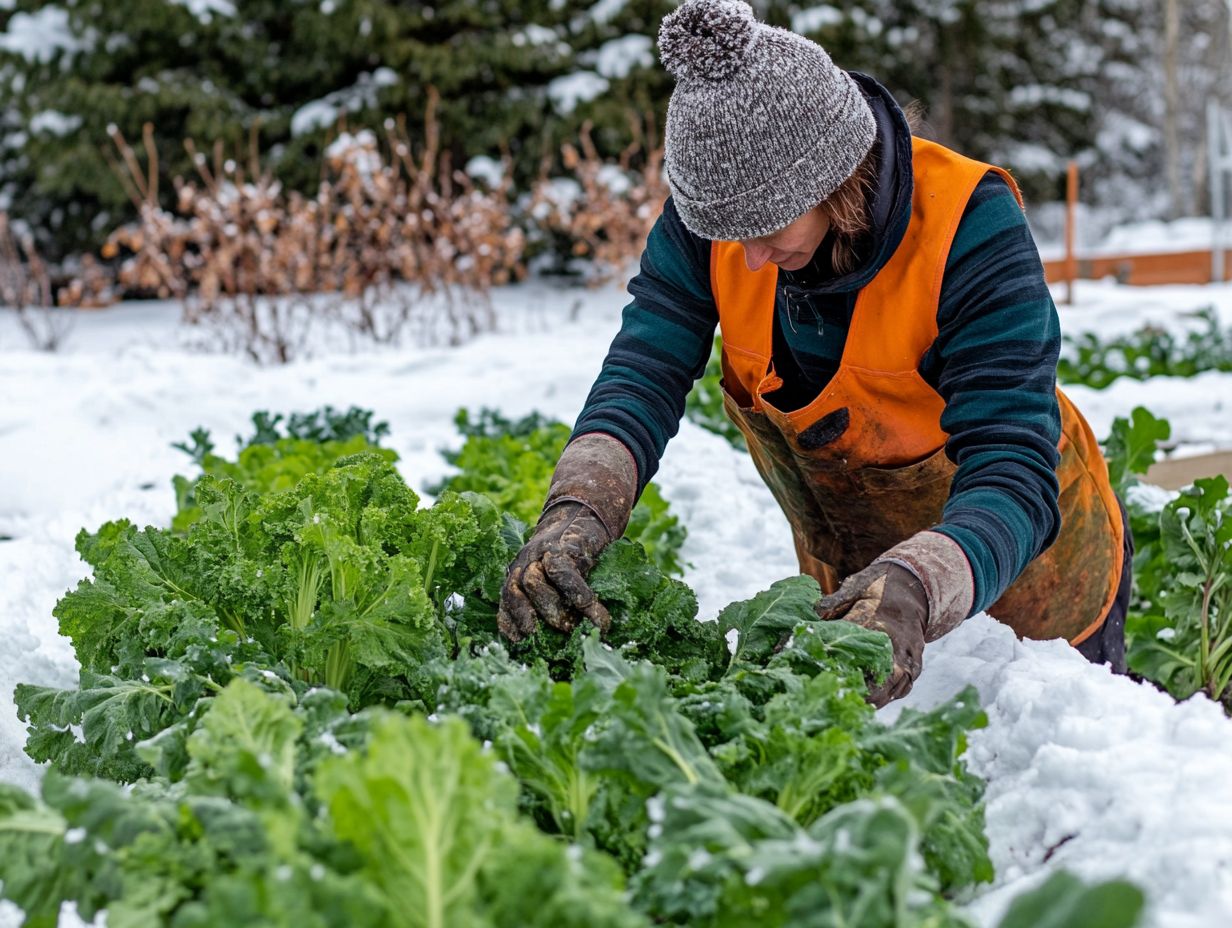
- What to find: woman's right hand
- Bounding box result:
[497,501,614,642]
[496,432,638,642]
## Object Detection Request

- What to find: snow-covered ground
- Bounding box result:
[2,274,1232,926]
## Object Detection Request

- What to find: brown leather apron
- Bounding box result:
[710,137,1123,644]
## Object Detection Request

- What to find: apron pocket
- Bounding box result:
[856,445,954,493]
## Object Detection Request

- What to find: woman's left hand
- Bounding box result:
[814,561,929,707]
[815,530,975,707]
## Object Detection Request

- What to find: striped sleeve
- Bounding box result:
[570,197,718,493]
[925,172,1063,616]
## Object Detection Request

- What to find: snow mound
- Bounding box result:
[884,615,1232,928]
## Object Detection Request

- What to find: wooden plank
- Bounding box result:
[1043,249,1217,286]
[1146,451,1232,491]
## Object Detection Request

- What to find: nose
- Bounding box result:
[743,243,771,272]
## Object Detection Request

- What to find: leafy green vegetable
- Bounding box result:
[15,664,214,783]
[632,786,967,928]
[1103,406,1171,497]
[18,453,510,780]
[0,768,384,928]
[493,540,725,681]
[1059,305,1232,389]
[1132,477,1232,704]
[3,408,1123,928]
[1105,408,1232,707]
[863,691,992,892]
[0,784,69,928]
[316,713,645,928]
[581,635,725,791]
[719,575,827,667]
[433,407,688,576]
[995,871,1144,928]
[183,678,301,808]
[709,669,872,826]
[172,407,396,533]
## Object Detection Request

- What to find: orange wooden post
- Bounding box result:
[1065,160,1078,306]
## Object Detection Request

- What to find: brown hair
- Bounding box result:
[817,99,928,275]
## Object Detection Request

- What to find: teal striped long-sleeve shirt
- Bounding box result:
[573,76,1063,617]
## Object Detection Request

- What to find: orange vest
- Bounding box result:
[711,136,1123,644]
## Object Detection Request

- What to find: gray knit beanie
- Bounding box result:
[659,0,876,241]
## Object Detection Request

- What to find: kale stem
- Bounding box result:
[423,537,441,595]
[653,737,699,785]
[1200,572,1216,693]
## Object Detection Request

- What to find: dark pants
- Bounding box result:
[1074,497,1133,673]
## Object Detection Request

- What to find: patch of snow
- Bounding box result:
[592,34,653,79]
[512,24,563,50]
[1096,110,1158,154]
[579,0,628,27]
[325,130,381,177]
[1096,217,1226,257]
[791,5,844,33]
[1009,84,1092,112]
[546,71,609,115]
[465,155,505,188]
[882,615,1232,928]
[290,68,399,137]
[0,7,89,64]
[531,177,584,221]
[595,164,631,195]
[168,0,236,22]
[28,110,81,136]
[1125,482,1177,513]
[995,141,1064,175]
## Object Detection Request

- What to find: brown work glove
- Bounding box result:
[815,531,974,707]
[498,433,638,642]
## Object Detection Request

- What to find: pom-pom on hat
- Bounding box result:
[658,0,876,241]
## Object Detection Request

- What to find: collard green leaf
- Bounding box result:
[581,637,724,790]
[16,664,210,783]
[996,871,1144,928]
[768,618,894,688]
[185,679,302,808]
[32,770,381,928]
[633,787,965,928]
[719,575,822,668]
[1102,407,1171,496]
[0,785,70,928]
[479,820,649,928]
[862,687,992,890]
[316,714,516,928]
[316,712,642,928]
[629,785,799,923]
[713,670,875,827]
[488,671,606,841]
[861,686,987,775]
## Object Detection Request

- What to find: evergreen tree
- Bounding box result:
[0,0,1226,258]
[0,0,669,258]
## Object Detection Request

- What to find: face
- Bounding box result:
[738,205,831,272]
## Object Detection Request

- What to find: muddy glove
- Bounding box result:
[814,531,974,707]
[498,433,637,642]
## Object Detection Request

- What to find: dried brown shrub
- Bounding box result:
[529,111,668,287]
[0,212,73,350]
[90,88,526,362]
